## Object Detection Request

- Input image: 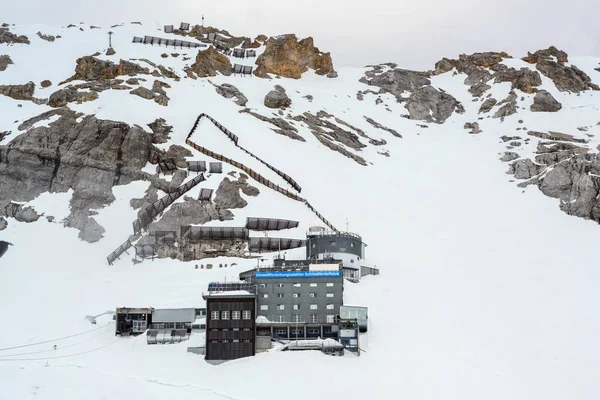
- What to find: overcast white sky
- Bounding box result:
[4,0,599,69]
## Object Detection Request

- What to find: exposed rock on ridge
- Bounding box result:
[254,34,335,79]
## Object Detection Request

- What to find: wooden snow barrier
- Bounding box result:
[187,160,206,173]
[164,25,174,34]
[180,22,190,31]
[245,49,256,58]
[232,48,245,58]
[245,217,299,231]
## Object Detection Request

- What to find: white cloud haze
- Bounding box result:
[3,0,599,69]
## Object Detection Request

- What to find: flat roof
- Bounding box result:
[152,308,196,323]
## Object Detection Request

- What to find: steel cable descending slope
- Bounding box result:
[0,323,112,352]
[186,113,339,233]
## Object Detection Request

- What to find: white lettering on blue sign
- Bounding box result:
[255,271,341,279]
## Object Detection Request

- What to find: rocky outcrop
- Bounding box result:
[292,111,367,165]
[264,85,292,108]
[106,47,116,56]
[148,196,234,234]
[363,116,402,138]
[0,27,29,44]
[530,90,562,112]
[148,118,172,144]
[129,82,170,106]
[405,86,464,123]
[0,110,157,242]
[464,122,482,134]
[0,81,35,100]
[48,87,98,107]
[240,109,305,141]
[522,47,599,92]
[0,55,13,71]
[493,91,518,119]
[361,66,463,123]
[527,130,587,143]
[63,56,149,83]
[37,31,56,42]
[508,159,545,180]
[40,80,52,88]
[492,65,542,94]
[500,152,520,162]
[214,176,260,209]
[4,202,41,223]
[254,34,335,79]
[0,216,6,231]
[189,46,232,77]
[214,83,248,106]
[479,97,497,113]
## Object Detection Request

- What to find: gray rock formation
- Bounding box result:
[479,97,497,113]
[240,109,305,141]
[264,85,292,109]
[0,27,30,44]
[0,81,35,100]
[148,196,234,234]
[364,116,402,138]
[48,87,99,107]
[147,118,172,144]
[37,31,56,42]
[530,90,562,112]
[0,110,157,242]
[0,216,6,231]
[508,159,544,179]
[214,176,260,209]
[4,202,41,223]
[106,47,116,56]
[214,83,248,106]
[361,65,464,123]
[0,55,13,71]
[464,122,482,134]
[500,152,520,162]
[493,91,518,119]
[405,86,464,123]
[527,130,587,143]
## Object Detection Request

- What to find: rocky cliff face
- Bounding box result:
[189,46,232,77]
[254,34,335,79]
[0,110,171,242]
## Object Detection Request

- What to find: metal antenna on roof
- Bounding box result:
[202,14,205,27]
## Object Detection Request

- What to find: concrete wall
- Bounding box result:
[256,335,272,351]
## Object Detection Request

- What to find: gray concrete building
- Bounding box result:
[240,263,344,339]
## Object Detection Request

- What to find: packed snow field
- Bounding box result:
[1,22,600,399]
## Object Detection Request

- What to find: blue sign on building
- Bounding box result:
[255,270,341,279]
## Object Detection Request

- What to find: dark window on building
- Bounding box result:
[242,310,251,319]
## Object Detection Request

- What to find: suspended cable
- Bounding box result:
[0,322,112,352]
[0,339,119,362]
[0,330,110,358]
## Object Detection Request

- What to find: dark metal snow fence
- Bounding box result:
[185,113,339,233]
[245,217,299,231]
[134,35,207,49]
[181,226,249,241]
[132,173,206,235]
[186,114,301,192]
[249,237,306,252]
[107,239,133,265]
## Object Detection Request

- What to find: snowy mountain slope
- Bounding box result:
[1,22,600,400]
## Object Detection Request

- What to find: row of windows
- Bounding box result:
[260,282,336,288]
[262,292,336,299]
[310,241,355,248]
[211,328,251,332]
[263,303,336,311]
[211,310,251,320]
[210,339,252,343]
[272,315,336,323]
